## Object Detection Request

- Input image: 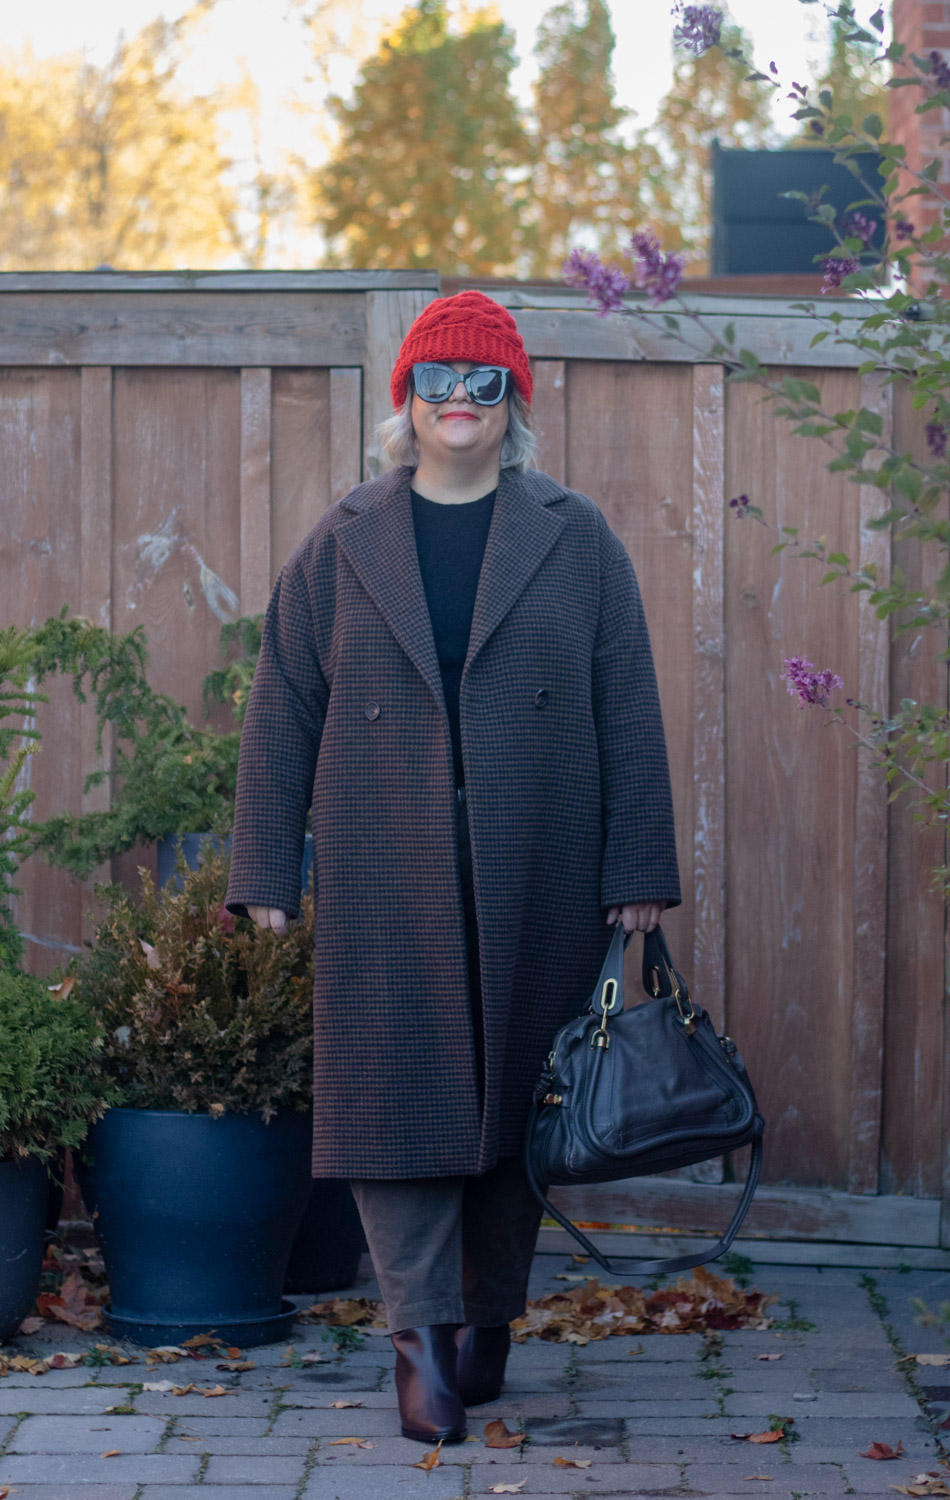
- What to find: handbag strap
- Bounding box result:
[524,1117,764,1276]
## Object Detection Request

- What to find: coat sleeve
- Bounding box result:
[592,537,682,911]
[225,559,329,920]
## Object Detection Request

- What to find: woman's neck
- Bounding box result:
[411,455,501,505]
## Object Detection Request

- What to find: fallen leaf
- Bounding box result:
[329,1437,374,1448]
[35,1270,103,1331]
[17,1317,44,1335]
[226,1346,242,1357]
[509,1271,778,1343]
[554,1455,592,1468]
[757,1353,782,1361]
[48,976,76,999]
[553,1274,590,1282]
[413,1439,443,1471]
[861,1441,904,1460]
[484,1419,525,1449]
[100,1449,121,1458]
[915,1355,950,1367]
[216,1360,255,1371]
[745,1477,774,1482]
[488,1485,526,1495]
[571,1254,589,1263]
[732,1430,782,1443]
[329,1401,363,1409]
[139,939,161,968]
[198,1385,231,1398]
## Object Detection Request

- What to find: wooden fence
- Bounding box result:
[2,270,947,1264]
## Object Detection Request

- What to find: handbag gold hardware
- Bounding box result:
[543,1093,564,1106]
[589,978,616,1050]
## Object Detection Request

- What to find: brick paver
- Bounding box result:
[0,1252,947,1499]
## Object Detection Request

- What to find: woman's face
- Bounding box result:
[411,360,510,468]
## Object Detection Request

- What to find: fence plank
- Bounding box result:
[882,385,948,1204]
[0,270,440,293]
[240,368,272,617]
[0,293,365,367]
[848,372,893,1195]
[79,367,114,938]
[363,288,437,478]
[531,360,566,482]
[725,368,861,1190]
[691,365,726,1039]
[271,370,331,575]
[330,367,363,500]
[546,1176,941,1246]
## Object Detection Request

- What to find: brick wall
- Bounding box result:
[891,0,950,261]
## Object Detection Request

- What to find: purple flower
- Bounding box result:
[840,211,876,245]
[819,255,860,293]
[926,421,948,458]
[729,493,752,517]
[930,49,950,91]
[563,248,631,315]
[809,120,825,136]
[671,2,723,55]
[629,229,685,306]
[780,656,844,710]
[894,219,914,240]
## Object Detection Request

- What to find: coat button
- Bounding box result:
[364,702,380,720]
[534,687,550,708]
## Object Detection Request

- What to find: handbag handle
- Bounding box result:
[594,919,690,1017]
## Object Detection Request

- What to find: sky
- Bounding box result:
[0,0,874,265]
[0,0,838,137]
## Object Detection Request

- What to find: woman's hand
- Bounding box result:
[606,901,667,936]
[247,906,289,935]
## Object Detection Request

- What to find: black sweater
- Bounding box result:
[410,486,496,786]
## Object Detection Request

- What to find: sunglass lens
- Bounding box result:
[414,365,454,401]
[468,368,506,404]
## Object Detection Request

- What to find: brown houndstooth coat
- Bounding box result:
[226,462,681,1178]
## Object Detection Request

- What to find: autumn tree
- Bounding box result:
[525,0,659,276]
[789,17,890,148]
[0,6,247,270]
[641,12,775,270]
[314,0,534,275]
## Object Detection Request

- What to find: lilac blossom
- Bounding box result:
[629,229,686,306]
[926,421,948,458]
[930,49,950,91]
[894,219,915,240]
[729,493,752,517]
[780,656,844,710]
[563,249,631,316]
[671,2,723,55]
[840,211,876,245]
[819,255,860,293]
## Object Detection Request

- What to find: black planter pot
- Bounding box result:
[157,832,313,895]
[74,1107,312,1348]
[284,1181,365,1294]
[0,1155,49,1344]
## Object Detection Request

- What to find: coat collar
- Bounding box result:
[335,466,567,713]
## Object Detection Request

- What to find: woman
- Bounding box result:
[225,290,681,1444]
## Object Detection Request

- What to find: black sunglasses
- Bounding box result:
[412,362,510,406]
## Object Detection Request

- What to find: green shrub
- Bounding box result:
[71,841,314,1120]
[0,969,119,1165]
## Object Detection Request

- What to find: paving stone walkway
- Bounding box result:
[1,1252,948,1499]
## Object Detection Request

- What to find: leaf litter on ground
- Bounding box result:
[302,1267,775,1343]
[484,1419,525,1448]
[413,1439,443,1471]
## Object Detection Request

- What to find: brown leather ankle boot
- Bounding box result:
[391,1324,467,1443]
[454,1323,511,1405]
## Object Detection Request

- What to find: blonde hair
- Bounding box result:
[376,383,537,473]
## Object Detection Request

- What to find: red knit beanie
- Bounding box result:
[390,291,532,409]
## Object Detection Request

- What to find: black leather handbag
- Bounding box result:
[524,920,765,1274]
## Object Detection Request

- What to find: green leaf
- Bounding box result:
[855,407,883,436]
[810,331,830,347]
[827,552,850,566]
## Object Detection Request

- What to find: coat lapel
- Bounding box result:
[335,465,568,709]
